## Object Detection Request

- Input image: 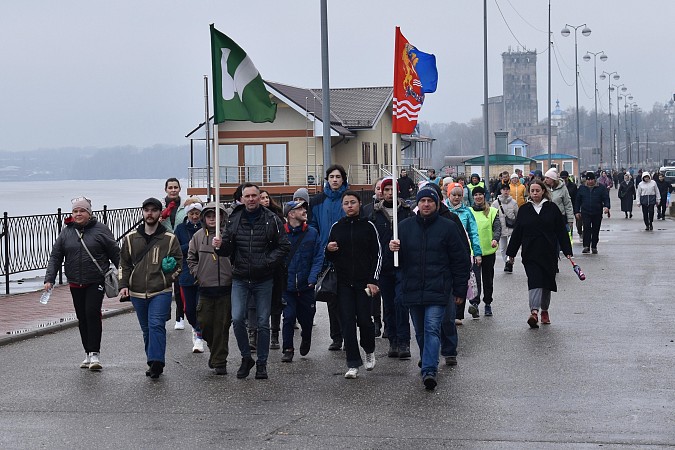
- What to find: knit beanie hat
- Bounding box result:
[471,186,486,196]
[380,176,398,191]
[293,188,310,204]
[544,168,559,181]
[71,197,92,214]
[416,187,439,206]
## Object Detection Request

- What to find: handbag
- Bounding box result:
[497,198,516,228]
[79,232,119,298]
[314,265,337,302]
[466,269,478,300]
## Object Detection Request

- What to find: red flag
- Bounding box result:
[393,27,423,134]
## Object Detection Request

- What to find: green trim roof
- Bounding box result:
[464,154,536,165]
[531,153,577,160]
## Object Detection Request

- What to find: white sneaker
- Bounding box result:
[88,352,102,371]
[80,354,90,369]
[313,318,317,326]
[174,318,185,330]
[365,353,376,371]
[344,367,358,379]
[192,338,205,353]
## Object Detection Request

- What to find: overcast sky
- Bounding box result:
[1,0,673,152]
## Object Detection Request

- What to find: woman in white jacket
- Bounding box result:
[636,172,660,231]
[492,184,518,272]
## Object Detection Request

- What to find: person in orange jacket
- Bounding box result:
[509,173,527,207]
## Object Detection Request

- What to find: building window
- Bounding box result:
[384,143,389,166]
[514,146,523,156]
[219,142,288,185]
[266,143,287,183]
[563,160,573,174]
[373,143,378,165]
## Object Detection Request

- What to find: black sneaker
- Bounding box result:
[582,247,590,254]
[505,261,513,273]
[236,356,255,379]
[398,344,411,360]
[468,303,480,319]
[255,363,268,379]
[270,332,280,350]
[214,365,227,375]
[299,338,311,356]
[423,374,437,390]
[445,356,458,366]
[281,349,294,363]
[387,343,399,358]
[149,361,164,379]
[591,247,598,254]
[328,340,342,351]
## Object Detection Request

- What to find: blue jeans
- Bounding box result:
[380,271,410,347]
[231,278,273,364]
[440,298,458,357]
[131,292,172,365]
[408,305,445,377]
[282,289,316,351]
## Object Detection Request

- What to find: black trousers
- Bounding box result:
[470,253,496,306]
[337,283,375,368]
[641,204,655,226]
[71,283,105,353]
[657,198,667,219]
[582,213,602,248]
[173,279,184,320]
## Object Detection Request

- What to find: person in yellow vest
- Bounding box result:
[509,173,527,207]
[466,174,485,205]
[467,186,501,318]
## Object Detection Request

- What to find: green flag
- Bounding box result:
[210,25,277,124]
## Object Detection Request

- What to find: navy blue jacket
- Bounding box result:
[397,212,471,306]
[175,219,201,286]
[284,223,323,292]
[308,182,348,251]
[574,184,610,215]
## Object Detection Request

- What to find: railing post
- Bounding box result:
[102,205,108,225]
[3,212,9,295]
[57,208,63,286]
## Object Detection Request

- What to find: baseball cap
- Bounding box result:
[283,200,307,216]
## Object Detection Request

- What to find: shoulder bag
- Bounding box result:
[79,232,119,298]
[314,264,337,302]
[497,198,516,228]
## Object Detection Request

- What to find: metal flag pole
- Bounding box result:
[213,122,220,239]
[204,75,212,202]
[392,27,399,267]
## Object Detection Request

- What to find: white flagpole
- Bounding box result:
[392,132,399,267]
[213,122,221,238]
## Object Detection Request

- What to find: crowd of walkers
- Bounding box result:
[43,165,670,390]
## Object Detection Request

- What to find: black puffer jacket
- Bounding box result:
[217,204,290,282]
[45,217,120,286]
[368,200,412,275]
[325,215,382,288]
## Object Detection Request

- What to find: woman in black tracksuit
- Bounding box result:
[325,190,382,379]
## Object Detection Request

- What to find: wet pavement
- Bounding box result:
[0,214,673,448]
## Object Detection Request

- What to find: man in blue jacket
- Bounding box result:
[389,187,470,390]
[280,201,323,362]
[309,164,349,351]
[574,171,610,254]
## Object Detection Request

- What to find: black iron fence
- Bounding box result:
[1,189,376,295]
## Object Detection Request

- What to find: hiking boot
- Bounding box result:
[80,354,90,369]
[214,365,227,375]
[582,247,590,254]
[344,367,358,379]
[270,331,280,350]
[445,356,457,366]
[484,305,493,316]
[398,344,411,360]
[174,318,185,330]
[88,352,102,371]
[365,353,376,371]
[248,330,257,352]
[591,247,598,254]
[236,356,255,379]
[387,343,399,358]
[423,374,437,390]
[468,303,480,319]
[281,349,294,363]
[299,338,311,356]
[527,312,539,329]
[541,310,551,324]
[255,363,268,380]
[328,340,342,351]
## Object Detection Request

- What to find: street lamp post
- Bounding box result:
[599,71,620,169]
[622,94,633,167]
[583,51,607,166]
[627,101,638,166]
[612,83,627,169]
[561,24,591,173]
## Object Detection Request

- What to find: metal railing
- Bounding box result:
[1,207,142,294]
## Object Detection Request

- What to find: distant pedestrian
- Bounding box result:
[213,183,290,380]
[598,171,613,191]
[506,180,573,328]
[44,196,120,371]
[398,168,415,200]
[618,173,636,218]
[325,190,382,379]
[636,172,659,231]
[574,171,610,254]
[174,198,205,353]
[119,197,182,379]
[492,183,518,271]
[280,200,323,362]
[560,171,581,239]
[544,168,574,230]
[389,187,470,390]
[159,178,186,331]
[187,203,233,375]
[655,172,671,220]
[509,173,527,207]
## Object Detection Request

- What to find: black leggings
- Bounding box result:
[71,284,104,353]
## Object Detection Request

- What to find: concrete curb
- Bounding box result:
[0,304,135,348]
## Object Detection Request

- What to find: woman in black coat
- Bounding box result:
[506,180,573,328]
[618,173,636,218]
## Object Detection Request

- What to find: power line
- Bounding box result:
[552,43,574,87]
[505,0,548,34]
[494,0,548,55]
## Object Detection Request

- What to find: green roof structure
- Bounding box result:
[463,154,536,165]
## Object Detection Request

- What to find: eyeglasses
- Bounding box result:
[71,196,91,204]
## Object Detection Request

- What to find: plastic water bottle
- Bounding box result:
[39,289,52,305]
